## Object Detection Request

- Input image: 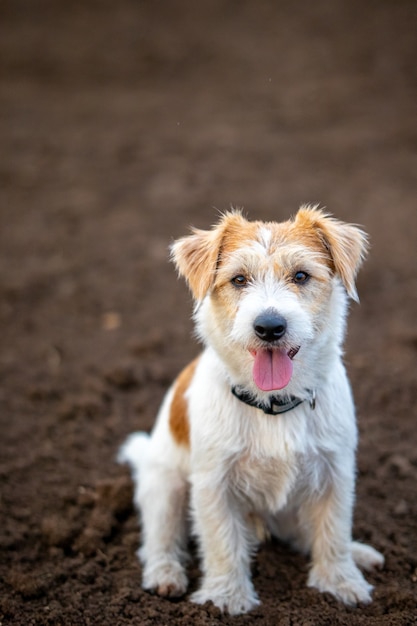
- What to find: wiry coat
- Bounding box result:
[119,207,383,615]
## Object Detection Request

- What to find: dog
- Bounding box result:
[119,206,384,615]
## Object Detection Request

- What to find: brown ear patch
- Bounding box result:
[170,210,250,301]
[169,357,199,447]
[170,228,223,300]
[293,206,369,301]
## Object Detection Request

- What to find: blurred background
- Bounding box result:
[1,1,416,338]
[0,1,416,624]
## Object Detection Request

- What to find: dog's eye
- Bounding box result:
[231,275,248,287]
[293,271,310,284]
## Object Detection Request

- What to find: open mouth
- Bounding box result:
[250,346,300,391]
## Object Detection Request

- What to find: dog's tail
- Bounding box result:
[117,432,150,483]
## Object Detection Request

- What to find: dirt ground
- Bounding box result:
[1,1,417,624]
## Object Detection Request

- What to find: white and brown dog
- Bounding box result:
[119,206,383,614]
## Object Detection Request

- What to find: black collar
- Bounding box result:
[231,386,316,415]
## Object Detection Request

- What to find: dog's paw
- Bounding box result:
[191,579,260,615]
[142,558,188,598]
[308,560,373,606]
[351,541,384,572]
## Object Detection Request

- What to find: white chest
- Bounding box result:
[229,449,299,513]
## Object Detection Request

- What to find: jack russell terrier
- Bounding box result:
[119,206,384,614]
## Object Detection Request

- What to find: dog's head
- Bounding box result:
[171,206,368,396]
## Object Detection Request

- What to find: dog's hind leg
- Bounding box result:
[138,458,189,597]
[118,432,189,597]
[351,541,384,572]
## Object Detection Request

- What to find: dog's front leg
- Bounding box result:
[302,462,376,606]
[190,471,260,615]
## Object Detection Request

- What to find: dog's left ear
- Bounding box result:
[171,212,246,300]
[295,206,369,302]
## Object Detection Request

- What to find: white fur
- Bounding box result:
[119,210,383,614]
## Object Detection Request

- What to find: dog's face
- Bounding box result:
[172,207,368,396]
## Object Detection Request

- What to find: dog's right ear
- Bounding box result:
[171,226,222,300]
[171,212,245,301]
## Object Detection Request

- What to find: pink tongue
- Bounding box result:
[253,349,293,391]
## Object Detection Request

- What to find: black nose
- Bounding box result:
[254,309,287,342]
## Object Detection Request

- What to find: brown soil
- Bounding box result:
[1,1,416,624]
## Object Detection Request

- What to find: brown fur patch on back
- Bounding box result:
[169,357,199,447]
